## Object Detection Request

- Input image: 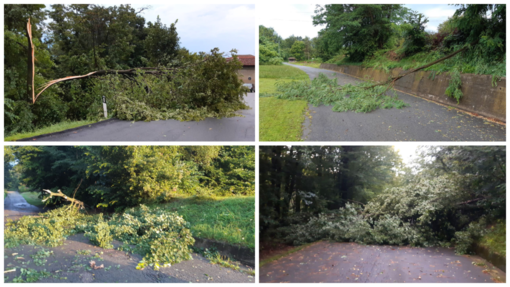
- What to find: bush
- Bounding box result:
[85,214,113,249]
[5,205,195,270]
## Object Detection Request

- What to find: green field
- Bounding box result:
[150,196,255,249]
[5,120,98,141]
[479,220,506,257]
[20,192,45,207]
[259,65,310,141]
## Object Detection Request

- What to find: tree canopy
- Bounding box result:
[4,4,247,135]
[260,146,505,254]
[6,146,255,211]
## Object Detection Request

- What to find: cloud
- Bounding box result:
[258,4,323,39]
[140,4,255,54]
[422,7,457,19]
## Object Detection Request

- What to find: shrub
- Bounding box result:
[85,214,114,249]
[5,205,195,270]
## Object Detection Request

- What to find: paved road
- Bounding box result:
[20,93,255,142]
[4,190,46,222]
[4,233,254,283]
[284,63,505,141]
[260,241,505,283]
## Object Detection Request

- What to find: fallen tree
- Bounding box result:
[273,41,479,113]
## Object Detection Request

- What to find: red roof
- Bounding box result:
[226,54,255,67]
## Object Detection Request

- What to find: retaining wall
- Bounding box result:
[320,63,506,122]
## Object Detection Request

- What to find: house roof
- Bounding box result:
[226,54,255,67]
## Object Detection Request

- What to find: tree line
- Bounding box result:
[260,4,505,71]
[4,146,255,211]
[259,146,505,253]
[5,4,246,135]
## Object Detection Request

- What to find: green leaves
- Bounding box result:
[272,72,408,113]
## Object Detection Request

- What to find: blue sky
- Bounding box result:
[41,3,255,56]
[258,4,458,39]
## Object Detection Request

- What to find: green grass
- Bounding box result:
[20,192,45,207]
[334,48,505,78]
[5,120,98,141]
[259,65,310,141]
[479,220,506,257]
[259,65,310,80]
[260,79,304,94]
[150,196,255,249]
[260,97,308,141]
[4,189,7,199]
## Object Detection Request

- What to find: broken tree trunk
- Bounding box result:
[42,189,85,210]
[365,41,477,91]
[34,68,171,103]
[27,18,35,104]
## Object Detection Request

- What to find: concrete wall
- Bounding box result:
[320,63,506,122]
[238,66,255,84]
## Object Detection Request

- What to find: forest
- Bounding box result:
[259,146,505,255]
[4,4,247,136]
[5,146,255,211]
[260,4,505,77]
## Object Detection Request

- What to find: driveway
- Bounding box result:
[18,93,255,142]
[284,63,505,141]
[4,191,47,222]
[260,241,505,283]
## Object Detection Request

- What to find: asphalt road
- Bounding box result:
[21,93,255,142]
[4,190,46,222]
[260,241,505,283]
[284,63,505,141]
[4,233,254,283]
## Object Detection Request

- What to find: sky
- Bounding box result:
[41,3,255,56]
[393,144,420,167]
[258,4,457,39]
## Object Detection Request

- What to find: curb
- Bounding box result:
[14,119,117,141]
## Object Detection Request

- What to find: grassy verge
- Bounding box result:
[4,189,7,199]
[293,61,322,69]
[478,220,506,257]
[260,65,311,80]
[260,98,308,141]
[20,192,45,207]
[5,120,98,141]
[150,196,255,249]
[333,49,505,77]
[259,65,310,141]
[260,241,318,267]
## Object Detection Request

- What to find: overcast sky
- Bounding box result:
[40,3,255,56]
[258,4,457,39]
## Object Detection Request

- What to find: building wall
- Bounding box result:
[238,66,255,84]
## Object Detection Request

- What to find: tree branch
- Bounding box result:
[42,188,85,210]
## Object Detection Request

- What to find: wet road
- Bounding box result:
[4,191,46,222]
[260,241,505,283]
[18,93,255,142]
[284,63,505,141]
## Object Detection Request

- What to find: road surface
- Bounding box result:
[4,190,46,222]
[260,241,505,283]
[284,63,505,141]
[4,234,254,283]
[19,93,255,142]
